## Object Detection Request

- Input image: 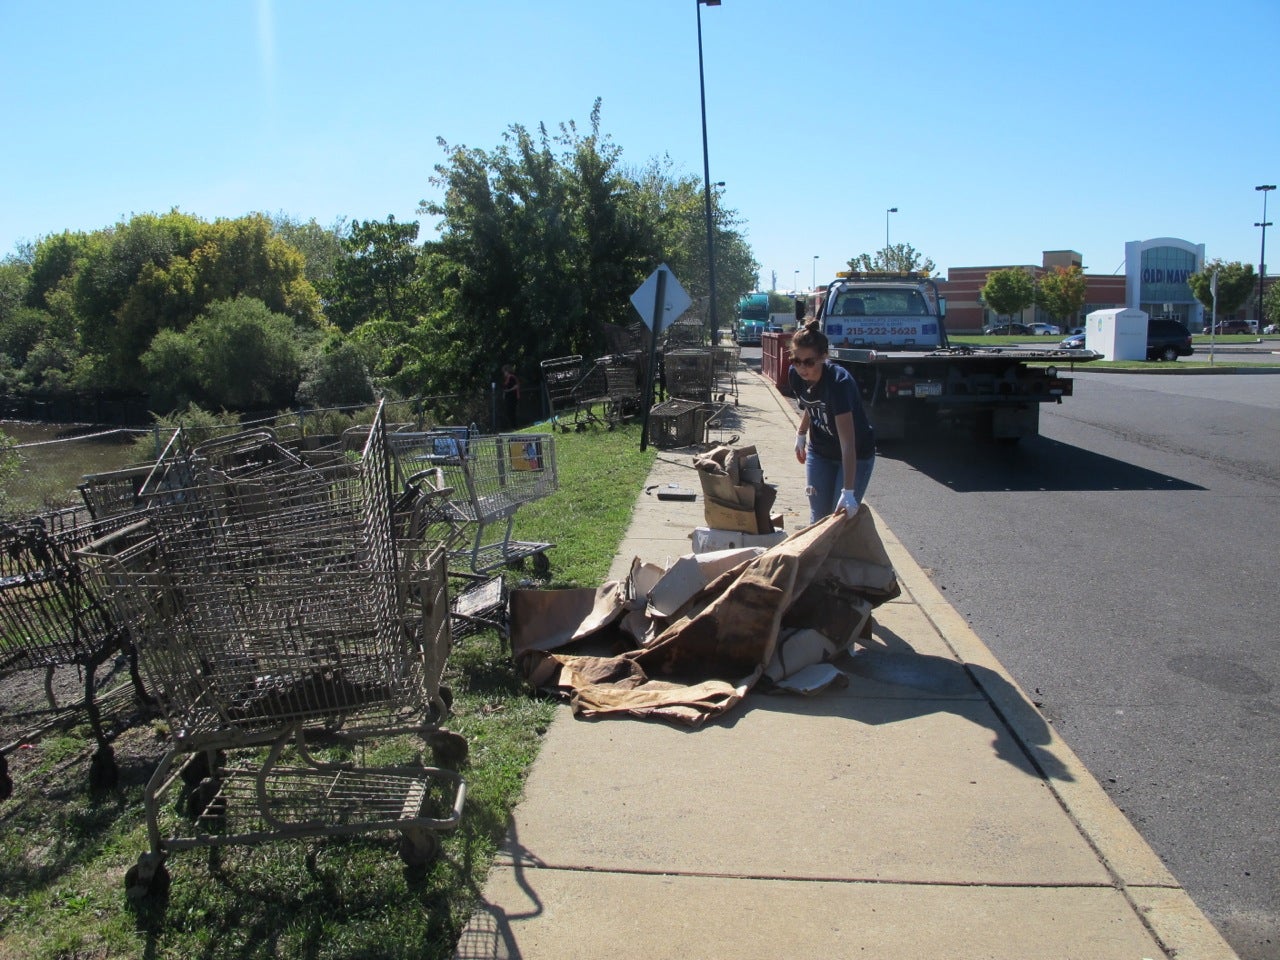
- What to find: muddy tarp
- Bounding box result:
[516,507,899,726]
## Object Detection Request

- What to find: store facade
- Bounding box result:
[1124,237,1205,330]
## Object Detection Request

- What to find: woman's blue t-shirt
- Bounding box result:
[788,360,874,462]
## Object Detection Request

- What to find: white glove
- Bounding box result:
[794,432,807,463]
[838,488,860,514]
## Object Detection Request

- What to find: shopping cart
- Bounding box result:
[388,430,557,575]
[712,343,741,404]
[540,355,587,432]
[664,347,715,403]
[0,505,144,800]
[78,405,466,900]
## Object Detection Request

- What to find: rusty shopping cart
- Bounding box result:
[388,430,557,576]
[0,505,148,800]
[78,406,466,901]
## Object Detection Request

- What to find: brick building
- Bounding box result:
[943,250,1125,334]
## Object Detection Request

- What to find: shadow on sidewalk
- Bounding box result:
[455,821,541,960]
[733,621,1075,784]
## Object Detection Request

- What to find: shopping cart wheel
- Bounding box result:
[125,852,170,903]
[531,552,551,575]
[88,744,119,792]
[179,749,226,788]
[424,729,469,769]
[398,827,441,869]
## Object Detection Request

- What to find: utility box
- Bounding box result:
[1085,307,1148,361]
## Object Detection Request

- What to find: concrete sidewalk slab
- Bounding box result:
[458,870,1165,960]
[457,366,1240,960]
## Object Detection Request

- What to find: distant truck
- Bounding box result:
[800,272,1096,442]
[734,293,770,345]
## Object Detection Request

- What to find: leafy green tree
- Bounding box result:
[847,243,936,276]
[296,338,375,408]
[23,211,323,394]
[185,297,305,410]
[139,327,202,413]
[632,157,758,339]
[1036,265,1088,326]
[1187,260,1256,319]
[271,213,347,289]
[981,267,1037,321]
[419,103,663,394]
[326,216,425,333]
[1263,281,1280,330]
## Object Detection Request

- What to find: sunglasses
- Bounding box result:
[791,356,822,368]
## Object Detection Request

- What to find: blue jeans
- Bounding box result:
[805,450,875,525]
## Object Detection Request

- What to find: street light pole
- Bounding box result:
[696,0,721,343]
[812,255,819,290]
[885,207,897,251]
[1256,185,1275,328]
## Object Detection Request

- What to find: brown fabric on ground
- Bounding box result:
[517,507,899,726]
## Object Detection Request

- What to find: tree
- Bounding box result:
[1263,281,1280,330]
[185,297,305,410]
[296,338,375,408]
[326,216,426,333]
[139,327,202,413]
[847,243,936,276]
[418,103,674,394]
[1187,260,1256,320]
[1036,265,1088,326]
[981,268,1037,321]
[23,211,324,393]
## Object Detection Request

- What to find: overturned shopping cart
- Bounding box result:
[388,430,558,576]
[0,505,146,800]
[78,406,466,900]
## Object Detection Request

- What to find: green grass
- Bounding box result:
[0,421,656,960]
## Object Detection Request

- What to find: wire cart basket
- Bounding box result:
[541,355,592,432]
[0,504,145,800]
[664,347,715,403]
[712,343,741,404]
[388,430,557,576]
[77,405,467,900]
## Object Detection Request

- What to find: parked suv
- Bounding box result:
[1147,318,1193,361]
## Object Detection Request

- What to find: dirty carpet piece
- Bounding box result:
[509,581,627,656]
[520,508,899,726]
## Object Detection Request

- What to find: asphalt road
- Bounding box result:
[862,367,1280,960]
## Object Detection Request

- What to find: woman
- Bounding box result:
[788,320,875,524]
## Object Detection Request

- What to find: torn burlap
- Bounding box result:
[517,506,899,726]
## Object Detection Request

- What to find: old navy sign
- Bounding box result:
[1141,267,1192,285]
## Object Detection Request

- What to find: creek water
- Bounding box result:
[1,421,161,515]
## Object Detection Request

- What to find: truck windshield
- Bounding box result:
[835,290,929,316]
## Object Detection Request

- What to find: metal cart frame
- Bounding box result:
[77,406,467,899]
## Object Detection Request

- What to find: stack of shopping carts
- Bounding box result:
[0,505,146,800]
[77,404,467,901]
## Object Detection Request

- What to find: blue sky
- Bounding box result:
[2,0,1277,292]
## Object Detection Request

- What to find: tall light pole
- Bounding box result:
[793,269,799,293]
[885,206,898,251]
[812,255,819,289]
[696,0,721,343]
[1256,185,1275,328]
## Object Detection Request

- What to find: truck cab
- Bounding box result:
[809,273,948,351]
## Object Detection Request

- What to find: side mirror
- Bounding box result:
[937,296,947,317]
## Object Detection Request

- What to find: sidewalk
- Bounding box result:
[455,368,1239,960]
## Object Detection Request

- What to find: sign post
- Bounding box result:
[631,265,691,451]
